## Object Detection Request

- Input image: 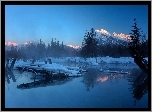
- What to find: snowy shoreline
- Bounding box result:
[7,56,147,77]
[13,56,143,65]
[11,56,147,69]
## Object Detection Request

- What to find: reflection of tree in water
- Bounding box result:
[5,58,30,85]
[5,58,16,84]
[81,68,99,91]
[127,68,148,105]
[127,68,141,86]
[133,71,148,100]
[5,58,75,89]
[17,74,73,89]
[127,19,149,106]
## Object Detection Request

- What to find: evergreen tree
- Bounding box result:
[10,44,18,58]
[46,43,51,57]
[81,28,98,58]
[129,18,148,74]
[128,18,141,57]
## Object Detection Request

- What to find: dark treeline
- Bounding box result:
[128,18,148,74]
[80,19,148,59]
[5,38,79,60]
[80,28,148,59]
[5,27,148,60]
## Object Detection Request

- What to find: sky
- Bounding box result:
[5,5,148,46]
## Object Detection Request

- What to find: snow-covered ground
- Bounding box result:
[144,57,148,61]
[51,56,137,64]
[7,56,146,77]
[14,63,82,77]
[13,56,148,65]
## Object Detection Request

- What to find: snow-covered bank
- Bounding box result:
[12,56,143,69]
[15,63,85,77]
[11,56,135,68]
[13,56,148,65]
[50,56,138,64]
[10,56,145,77]
[144,57,148,62]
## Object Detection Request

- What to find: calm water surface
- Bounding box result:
[5,63,148,108]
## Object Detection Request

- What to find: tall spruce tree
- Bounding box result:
[128,18,141,57]
[129,18,148,74]
[81,28,98,59]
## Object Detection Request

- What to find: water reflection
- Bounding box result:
[5,67,16,84]
[82,67,148,103]
[96,73,127,83]
[81,68,99,91]
[6,61,148,107]
[82,68,129,91]
[13,69,74,89]
[5,63,148,108]
[5,70,15,84]
[127,69,148,104]
[17,76,73,89]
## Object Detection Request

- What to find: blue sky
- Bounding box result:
[5,5,148,46]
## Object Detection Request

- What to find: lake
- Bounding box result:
[5,63,148,108]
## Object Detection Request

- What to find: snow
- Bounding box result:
[13,57,137,66]
[26,56,137,65]
[15,62,82,77]
[12,56,139,77]
[100,69,130,74]
[144,57,148,62]
[99,56,134,64]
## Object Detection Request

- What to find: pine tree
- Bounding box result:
[129,18,148,74]
[129,18,141,57]
[81,28,98,59]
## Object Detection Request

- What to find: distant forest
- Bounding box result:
[5,28,148,61]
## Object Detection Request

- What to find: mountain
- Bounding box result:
[96,33,129,45]
[5,45,11,51]
[66,45,80,49]
[5,43,26,51]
